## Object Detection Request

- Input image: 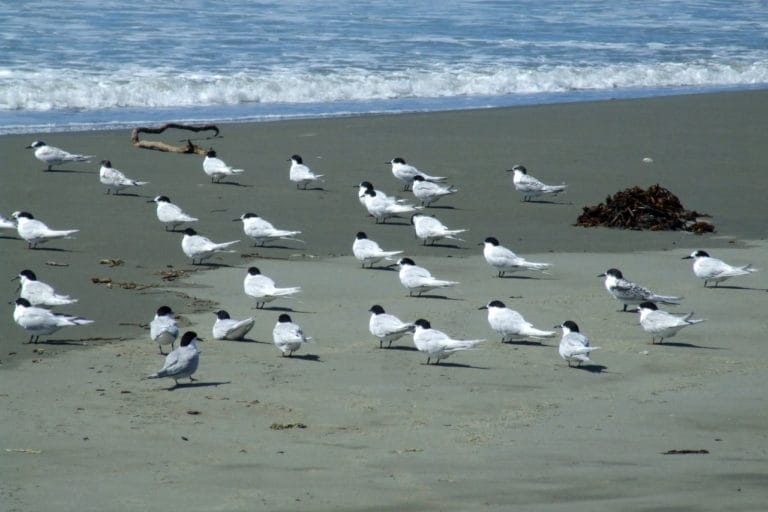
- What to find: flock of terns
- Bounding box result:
[7,140,761,388]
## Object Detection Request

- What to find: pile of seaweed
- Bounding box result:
[575,184,713,233]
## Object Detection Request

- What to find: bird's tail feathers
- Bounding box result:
[683,312,706,325]
[521,327,555,338]
[273,286,301,297]
[214,240,240,251]
[655,295,682,305]
[49,229,79,239]
[382,250,404,260]
[542,184,567,194]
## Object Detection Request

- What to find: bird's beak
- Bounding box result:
[146,199,155,203]
[597,273,606,277]
[681,256,693,260]
[477,305,487,310]
[232,218,241,222]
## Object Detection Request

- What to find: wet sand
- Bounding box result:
[1,90,767,511]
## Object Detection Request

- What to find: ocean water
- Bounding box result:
[1,0,767,134]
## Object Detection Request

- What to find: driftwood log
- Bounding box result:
[575,184,714,233]
[130,123,220,155]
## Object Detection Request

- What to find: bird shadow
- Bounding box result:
[502,340,550,347]
[29,338,88,346]
[497,274,547,280]
[254,244,303,250]
[704,284,767,292]
[409,294,461,300]
[425,204,457,210]
[108,192,147,198]
[299,186,325,191]
[255,305,296,312]
[376,220,410,226]
[190,262,237,269]
[0,234,19,240]
[165,380,231,391]
[652,341,721,350]
[228,337,268,344]
[214,181,251,187]
[283,353,321,362]
[380,345,418,351]
[30,246,72,252]
[364,265,398,272]
[570,363,608,373]
[524,199,572,205]
[425,361,490,369]
[45,168,96,174]
[424,242,466,250]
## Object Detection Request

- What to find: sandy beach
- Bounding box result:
[1,90,767,511]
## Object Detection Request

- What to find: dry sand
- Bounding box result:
[1,91,767,511]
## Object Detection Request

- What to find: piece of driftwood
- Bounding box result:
[575,184,714,233]
[130,123,220,155]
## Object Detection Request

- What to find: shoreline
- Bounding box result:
[2,89,767,511]
[3,84,767,138]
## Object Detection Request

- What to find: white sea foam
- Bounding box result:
[2,62,766,114]
[1,0,767,133]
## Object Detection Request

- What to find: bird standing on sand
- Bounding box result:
[387,157,446,191]
[150,195,198,231]
[682,250,758,287]
[412,318,484,365]
[479,300,555,343]
[203,149,244,183]
[272,314,312,356]
[15,269,78,307]
[599,268,681,312]
[288,154,324,189]
[150,305,179,355]
[243,267,301,309]
[411,214,466,245]
[556,320,599,367]
[368,305,415,348]
[181,228,239,265]
[508,165,567,202]
[13,298,94,344]
[212,310,255,341]
[99,159,149,195]
[362,188,420,224]
[148,331,201,388]
[411,175,458,206]
[637,302,705,344]
[481,237,551,277]
[397,257,458,297]
[353,232,402,268]
[234,213,303,247]
[26,140,93,171]
[12,211,78,249]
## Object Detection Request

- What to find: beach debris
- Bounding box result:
[5,448,42,454]
[90,277,153,290]
[575,184,714,233]
[99,258,124,267]
[45,260,69,267]
[642,157,654,163]
[186,410,201,415]
[131,123,220,156]
[662,449,709,455]
[270,422,307,430]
